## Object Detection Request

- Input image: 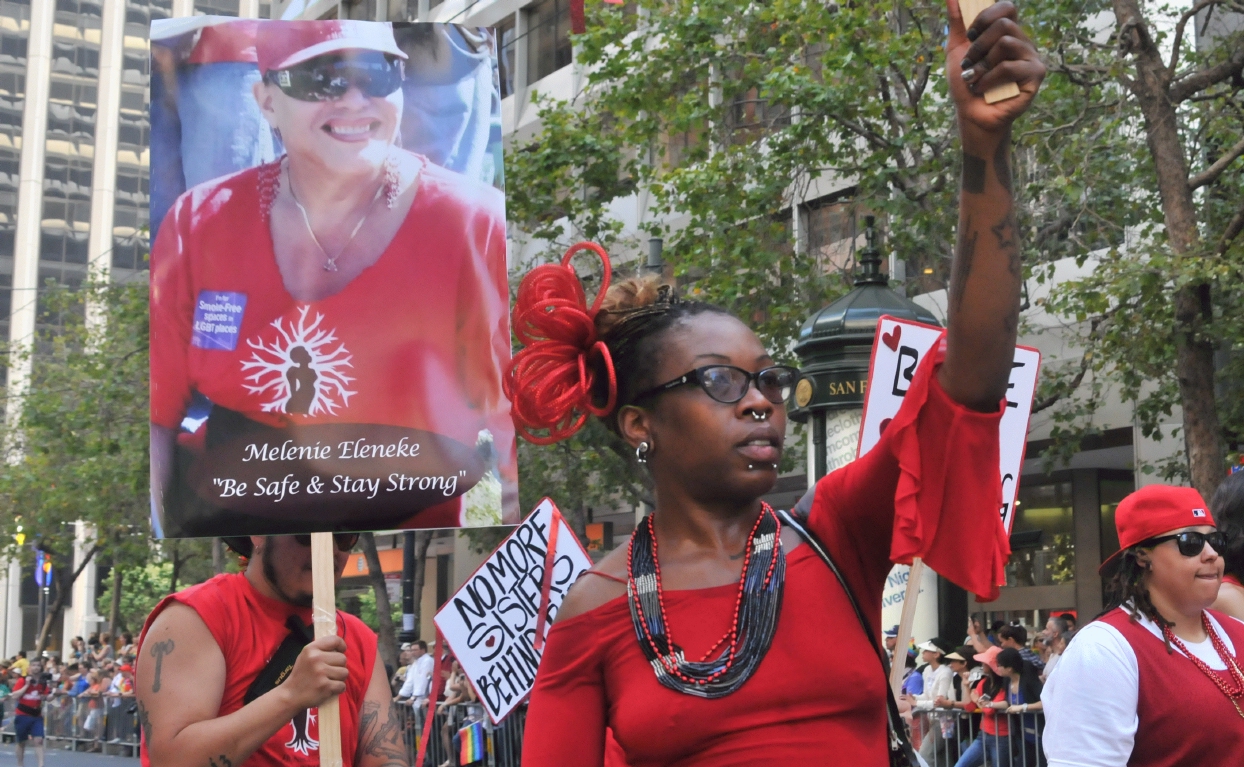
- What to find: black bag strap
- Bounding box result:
[244,615,317,704]
[777,507,921,767]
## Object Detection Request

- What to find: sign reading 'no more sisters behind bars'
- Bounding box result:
[148,18,519,537]
[435,499,593,723]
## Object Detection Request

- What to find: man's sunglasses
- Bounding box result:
[293,533,360,552]
[265,52,404,102]
[1140,530,1226,557]
[633,365,798,406]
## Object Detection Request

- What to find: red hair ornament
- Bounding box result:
[504,242,618,445]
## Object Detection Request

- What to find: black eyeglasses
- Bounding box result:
[1141,531,1226,557]
[633,365,798,406]
[265,52,404,102]
[293,533,360,552]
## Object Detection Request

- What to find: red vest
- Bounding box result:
[138,573,377,767]
[1099,607,1244,766]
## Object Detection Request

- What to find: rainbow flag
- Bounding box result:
[458,721,489,765]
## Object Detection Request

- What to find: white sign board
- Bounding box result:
[858,316,1040,533]
[881,563,940,647]
[434,499,592,723]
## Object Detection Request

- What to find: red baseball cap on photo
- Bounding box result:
[1098,484,1214,575]
[256,20,406,74]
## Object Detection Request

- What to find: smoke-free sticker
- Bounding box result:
[191,290,247,351]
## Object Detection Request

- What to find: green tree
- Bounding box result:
[1033,0,1244,498]
[505,0,1243,503]
[0,277,152,649]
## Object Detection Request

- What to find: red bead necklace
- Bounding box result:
[1162,613,1244,720]
[626,503,784,692]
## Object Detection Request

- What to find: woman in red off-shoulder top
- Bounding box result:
[506,3,1045,764]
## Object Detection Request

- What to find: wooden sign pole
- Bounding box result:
[957,0,1021,104]
[311,532,343,767]
[889,557,926,697]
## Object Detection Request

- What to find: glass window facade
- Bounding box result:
[526,0,571,83]
[1008,480,1076,587]
[113,0,166,277]
[805,199,857,275]
[40,0,101,293]
[195,0,239,15]
[495,15,515,99]
[0,0,29,348]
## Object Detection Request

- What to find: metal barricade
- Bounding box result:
[394,701,526,767]
[0,692,142,754]
[909,708,1047,767]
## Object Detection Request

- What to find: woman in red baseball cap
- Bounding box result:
[150,20,517,536]
[1042,484,1244,766]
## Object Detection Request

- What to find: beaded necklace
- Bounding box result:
[1162,613,1244,720]
[626,503,785,698]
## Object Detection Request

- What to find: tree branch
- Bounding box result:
[1188,133,1244,190]
[1170,45,1244,103]
[1169,0,1223,74]
[1217,196,1244,255]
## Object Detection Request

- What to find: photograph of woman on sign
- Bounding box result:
[149,19,517,537]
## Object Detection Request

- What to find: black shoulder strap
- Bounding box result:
[244,615,316,704]
[777,507,920,766]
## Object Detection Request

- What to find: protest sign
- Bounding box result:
[148,18,518,538]
[858,315,1040,533]
[435,499,593,723]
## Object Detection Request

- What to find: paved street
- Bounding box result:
[0,744,137,767]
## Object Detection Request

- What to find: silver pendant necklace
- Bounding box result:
[285,161,385,273]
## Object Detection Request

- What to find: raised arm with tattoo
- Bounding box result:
[938,0,1046,411]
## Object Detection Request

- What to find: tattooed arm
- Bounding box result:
[357,657,411,767]
[938,0,1046,411]
[137,602,349,767]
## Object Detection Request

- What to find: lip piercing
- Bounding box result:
[747,463,776,470]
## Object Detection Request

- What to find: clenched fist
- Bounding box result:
[279,635,349,710]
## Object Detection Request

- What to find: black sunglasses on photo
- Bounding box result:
[292,533,360,552]
[633,365,798,406]
[1140,530,1226,557]
[265,51,404,102]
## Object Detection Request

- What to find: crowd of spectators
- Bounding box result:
[388,640,484,767]
[1,632,137,751]
[894,613,1076,767]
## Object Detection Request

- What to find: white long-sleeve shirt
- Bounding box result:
[399,653,435,699]
[1042,609,1242,767]
[914,662,954,711]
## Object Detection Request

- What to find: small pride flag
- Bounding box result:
[458,721,489,765]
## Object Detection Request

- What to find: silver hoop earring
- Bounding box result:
[636,441,650,464]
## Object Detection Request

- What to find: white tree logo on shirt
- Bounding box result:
[241,306,355,415]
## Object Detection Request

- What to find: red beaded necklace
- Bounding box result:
[625,503,785,697]
[1162,613,1244,720]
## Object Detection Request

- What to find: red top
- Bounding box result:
[13,678,50,717]
[150,156,515,528]
[522,350,1008,767]
[963,678,1009,736]
[1099,607,1244,766]
[137,573,378,767]
[1224,574,1242,588]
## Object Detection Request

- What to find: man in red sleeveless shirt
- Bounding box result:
[136,535,407,767]
[9,658,49,767]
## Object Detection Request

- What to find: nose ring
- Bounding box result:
[751,411,767,422]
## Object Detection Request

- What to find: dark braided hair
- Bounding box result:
[1105,546,1176,652]
[1212,471,1244,580]
[590,275,729,433]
